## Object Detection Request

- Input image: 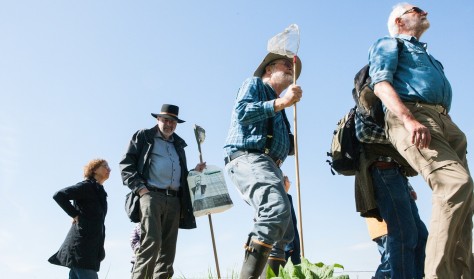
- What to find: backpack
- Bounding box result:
[326,38,404,175]
[326,106,360,176]
[352,38,403,127]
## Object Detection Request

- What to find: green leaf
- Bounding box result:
[268,257,349,279]
[266,264,277,278]
[333,263,345,270]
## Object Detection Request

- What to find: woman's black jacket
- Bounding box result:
[48,179,107,271]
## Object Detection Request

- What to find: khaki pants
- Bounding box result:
[386,103,474,278]
[132,191,180,279]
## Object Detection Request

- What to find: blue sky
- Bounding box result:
[1,1,473,278]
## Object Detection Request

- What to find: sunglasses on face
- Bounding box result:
[270,60,293,69]
[400,7,425,17]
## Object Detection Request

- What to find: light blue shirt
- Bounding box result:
[224,77,290,162]
[368,34,452,112]
[148,133,181,191]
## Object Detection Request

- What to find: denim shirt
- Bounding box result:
[368,34,452,112]
[224,77,290,162]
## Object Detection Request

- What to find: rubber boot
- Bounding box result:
[240,236,273,279]
[260,257,286,278]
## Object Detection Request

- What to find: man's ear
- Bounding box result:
[264,64,273,76]
[395,17,403,27]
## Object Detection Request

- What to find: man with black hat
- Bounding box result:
[224,53,303,278]
[120,104,205,279]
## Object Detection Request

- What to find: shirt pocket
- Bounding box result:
[404,45,430,68]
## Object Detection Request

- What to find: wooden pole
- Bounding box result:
[292,56,304,257]
[208,214,221,278]
[194,126,221,278]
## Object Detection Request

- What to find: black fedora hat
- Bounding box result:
[151,104,185,123]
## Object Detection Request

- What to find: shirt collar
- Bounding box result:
[155,131,174,142]
[394,34,427,49]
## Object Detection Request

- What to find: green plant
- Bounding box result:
[266,258,350,279]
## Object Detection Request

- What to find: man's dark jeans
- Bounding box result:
[372,167,428,279]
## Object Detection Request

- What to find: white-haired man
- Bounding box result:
[368,3,473,278]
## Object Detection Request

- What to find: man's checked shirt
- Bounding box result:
[354,109,390,145]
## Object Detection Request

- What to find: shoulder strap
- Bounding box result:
[264,117,274,154]
[395,37,403,55]
[264,108,292,154]
[281,108,291,132]
[263,85,293,155]
[263,85,275,154]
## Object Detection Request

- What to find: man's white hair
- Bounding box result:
[387,2,411,36]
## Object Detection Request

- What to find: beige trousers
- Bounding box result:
[386,103,474,279]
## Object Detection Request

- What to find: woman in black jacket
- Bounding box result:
[48,159,110,279]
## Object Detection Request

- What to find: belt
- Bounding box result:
[224,150,283,167]
[371,161,399,170]
[406,102,447,115]
[147,187,179,197]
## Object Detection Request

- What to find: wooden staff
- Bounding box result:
[292,56,304,257]
[194,125,221,278]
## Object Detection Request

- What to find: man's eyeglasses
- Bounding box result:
[399,7,425,18]
[270,60,293,69]
[158,116,177,124]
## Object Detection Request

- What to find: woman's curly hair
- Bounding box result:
[83,158,107,179]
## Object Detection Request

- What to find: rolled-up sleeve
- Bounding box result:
[369,37,400,86]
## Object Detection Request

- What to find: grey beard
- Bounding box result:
[407,18,430,35]
[272,71,293,85]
